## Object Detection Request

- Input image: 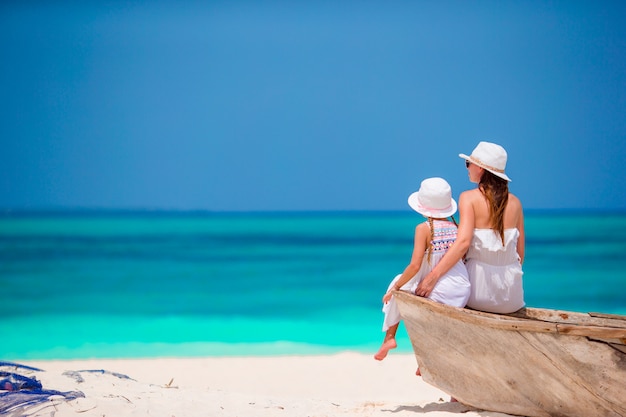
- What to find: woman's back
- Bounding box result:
[461,188,525,265]
[465,188,523,230]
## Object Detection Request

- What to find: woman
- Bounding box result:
[415,141,525,314]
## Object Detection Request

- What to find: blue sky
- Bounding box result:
[1,1,625,211]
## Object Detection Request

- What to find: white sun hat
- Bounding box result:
[459,141,512,182]
[408,177,458,218]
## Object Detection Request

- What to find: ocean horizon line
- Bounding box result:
[2,207,626,218]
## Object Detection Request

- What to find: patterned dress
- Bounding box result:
[382,220,470,331]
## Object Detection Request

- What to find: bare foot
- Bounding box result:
[374,339,397,360]
[415,367,421,376]
[451,397,458,402]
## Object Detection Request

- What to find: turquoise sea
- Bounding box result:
[1,211,625,360]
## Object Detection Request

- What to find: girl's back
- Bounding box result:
[419,219,470,308]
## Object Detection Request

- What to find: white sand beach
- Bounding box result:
[4,353,517,417]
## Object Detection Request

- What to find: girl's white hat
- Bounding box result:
[408,177,457,218]
[459,141,512,182]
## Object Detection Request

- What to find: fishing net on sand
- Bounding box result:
[0,361,84,416]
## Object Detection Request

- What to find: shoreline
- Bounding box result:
[4,352,518,416]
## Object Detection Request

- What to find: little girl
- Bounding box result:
[375,177,470,361]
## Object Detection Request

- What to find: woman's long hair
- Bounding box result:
[478,170,509,245]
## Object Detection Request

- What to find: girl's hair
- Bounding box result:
[427,217,435,265]
[478,170,509,245]
[426,216,458,265]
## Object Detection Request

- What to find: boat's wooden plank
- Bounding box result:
[588,337,626,346]
[395,291,626,337]
[556,324,626,338]
[509,308,626,329]
[394,288,626,345]
[394,291,559,333]
[589,311,626,321]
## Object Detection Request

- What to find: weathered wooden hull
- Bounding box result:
[394,290,626,417]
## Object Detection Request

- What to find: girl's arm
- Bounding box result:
[383,223,428,303]
[414,192,474,297]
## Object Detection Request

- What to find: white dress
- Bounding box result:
[382,220,470,331]
[465,228,525,314]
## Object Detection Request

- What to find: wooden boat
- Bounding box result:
[394,290,626,417]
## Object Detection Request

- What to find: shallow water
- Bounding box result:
[1,211,625,359]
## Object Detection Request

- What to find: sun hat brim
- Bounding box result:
[408,192,458,218]
[459,153,512,182]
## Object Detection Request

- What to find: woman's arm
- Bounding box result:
[383,223,428,303]
[414,191,475,297]
[515,198,525,265]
